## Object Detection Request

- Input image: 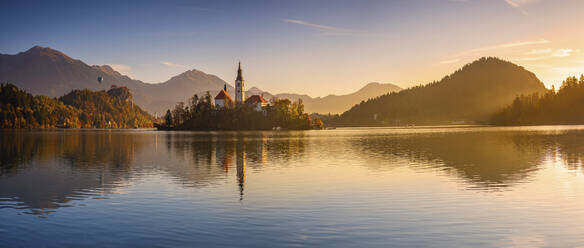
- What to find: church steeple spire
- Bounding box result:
[235,61,245,103]
[236,61,243,81]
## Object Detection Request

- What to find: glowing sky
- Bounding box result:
[1,0,584,96]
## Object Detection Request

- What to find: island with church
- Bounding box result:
[156,63,324,131]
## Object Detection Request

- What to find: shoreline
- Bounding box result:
[5,124,584,132]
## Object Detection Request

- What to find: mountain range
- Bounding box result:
[246,82,401,114]
[0,46,401,115]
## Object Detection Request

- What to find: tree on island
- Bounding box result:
[311,118,324,129]
[158,92,315,130]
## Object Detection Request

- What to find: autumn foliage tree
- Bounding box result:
[0,83,154,128]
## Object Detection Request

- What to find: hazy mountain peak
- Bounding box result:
[21,46,76,64]
[454,57,524,76]
[364,82,382,86]
[186,68,204,74]
[356,82,399,92]
[169,69,208,81]
[24,45,52,53]
[24,46,62,56]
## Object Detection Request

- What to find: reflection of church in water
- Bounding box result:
[211,137,269,201]
[162,132,306,201]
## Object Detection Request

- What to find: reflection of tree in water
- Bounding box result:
[351,130,584,190]
[1,131,139,174]
[0,131,148,215]
[164,131,307,200]
[6,129,583,215]
[550,132,584,171]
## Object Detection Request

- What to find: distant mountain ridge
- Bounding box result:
[0,46,228,115]
[0,46,401,115]
[258,82,402,114]
[336,57,548,126]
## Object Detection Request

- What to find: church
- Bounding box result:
[214,62,267,110]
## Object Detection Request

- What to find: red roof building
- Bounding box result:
[245,95,268,111]
[215,85,233,108]
[244,95,267,104]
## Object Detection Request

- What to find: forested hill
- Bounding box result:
[335,57,547,126]
[0,83,154,128]
[490,75,584,125]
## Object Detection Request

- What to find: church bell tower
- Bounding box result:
[235,62,244,103]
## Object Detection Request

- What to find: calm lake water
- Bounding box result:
[2,126,584,247]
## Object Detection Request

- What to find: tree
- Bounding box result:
[164,110,173,127]
[0,83,154,129]
[158,97,311,131]
[312,118,324,129]
[490,75,584,125]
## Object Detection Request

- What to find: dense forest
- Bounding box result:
[490,75,584,125]
[0,83,154,128]
[158,93,321,130]
[333,57,546,126]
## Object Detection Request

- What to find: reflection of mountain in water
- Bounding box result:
[0,131,148,214]
[0,131,309,214]
[350,130,584,189]
[2,129,584,215]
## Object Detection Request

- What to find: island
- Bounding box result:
[156,63,323,131]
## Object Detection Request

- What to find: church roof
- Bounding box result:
[215,89,233,102]
[244,95,267,104]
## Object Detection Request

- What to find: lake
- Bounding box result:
[2,126,584,247]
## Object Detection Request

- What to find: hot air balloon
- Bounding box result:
[97,76,103,84]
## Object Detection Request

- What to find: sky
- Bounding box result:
[2,0,584,97]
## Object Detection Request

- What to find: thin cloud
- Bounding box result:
[514,56,550,61]
[161,61,187,68]
[552,48,573,57]
[503,0,540,16]
[514,48,574,61]
[463,39,550,55]
[440,39,551,64]
[527,48,552,55]
[504,0,520,8]
[505,0,540,5]
[504,0,528,15]
[282,19,342,31]
[281,18,366,37]
[500,39,550,48]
